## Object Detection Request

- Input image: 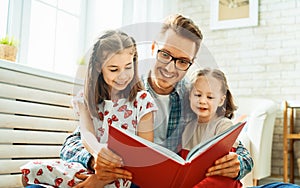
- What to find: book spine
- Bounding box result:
[171,163,189,188]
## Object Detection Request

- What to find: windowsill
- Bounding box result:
[0,59,84,84]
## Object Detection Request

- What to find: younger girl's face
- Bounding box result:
[102,48,135,93]
[189,75,226,123]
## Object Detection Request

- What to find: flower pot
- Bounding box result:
[0,44,17,62]
[76,64,87,80]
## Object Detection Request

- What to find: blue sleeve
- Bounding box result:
[60,127,92,170]
[236,141,254,180]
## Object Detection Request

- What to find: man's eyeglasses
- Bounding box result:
[156,50,193,71]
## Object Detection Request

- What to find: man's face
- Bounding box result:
[151,29,196,94]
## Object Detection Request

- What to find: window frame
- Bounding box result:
[4,0,87,76]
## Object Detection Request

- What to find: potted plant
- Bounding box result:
[0,36,18,62]
[76,56,88,80]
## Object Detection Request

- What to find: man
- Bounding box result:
[61,14,253,187]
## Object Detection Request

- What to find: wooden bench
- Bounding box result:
[0,60,83,187]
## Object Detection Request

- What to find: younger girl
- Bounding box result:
[181,68,242,188]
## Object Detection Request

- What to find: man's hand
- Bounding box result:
[206,152,240,178]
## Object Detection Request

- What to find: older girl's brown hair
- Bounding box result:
[84,30,144,118]
[191,68,237,119]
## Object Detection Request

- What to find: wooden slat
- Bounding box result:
[0,60,84,84]
[0,159,60,174]
[0,114,77,132]
[0,99,76,120]
[0,174,23,188]
[0,129,70,144]
[0,68,80,95]
[0,145,61,158]
[0,83,73,107]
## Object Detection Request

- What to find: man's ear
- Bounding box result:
[151,41,156,56]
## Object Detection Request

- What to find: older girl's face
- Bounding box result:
[189,75,226,123]
[102,48,135,93]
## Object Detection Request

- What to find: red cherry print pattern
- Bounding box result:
[98,127,105,136]
[124,110,132,118]
[146,102,154,109]
[21,169,30,175]
[34,178,40,184]
[98,112,104,121]
[133,100,137,108]
[55,177,63,187]
[112,99,118,107]
[140,92,147,99]
[33,161,42,164]
[132,120,137,128]
[115,180,120,188]
[118,105,127,112]
[111,115,119,121]
[104,110,109,116]
[23,176,29,183]
[107,118,112,126]
[47,165,53,172]
[78,169,86,174]
[68,179,75,187]
[123,179,130,186]
[121,123,128,130]
[36,169,43,176]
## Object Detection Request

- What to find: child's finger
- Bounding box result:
[97,148,123,167]
[75,173,89,180]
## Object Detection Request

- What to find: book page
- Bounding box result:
[186,122,244,161]
[112,126,186,165]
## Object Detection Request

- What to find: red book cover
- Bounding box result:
[108,121,246,188]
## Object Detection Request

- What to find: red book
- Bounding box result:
[108,121,246,188]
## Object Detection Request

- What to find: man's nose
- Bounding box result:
[164,60,176,71]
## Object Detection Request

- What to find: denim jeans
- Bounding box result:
[250,182,300,188]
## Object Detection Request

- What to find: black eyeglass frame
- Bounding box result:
[156,49,193,71]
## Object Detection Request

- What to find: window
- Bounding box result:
[0,0,9,37]
[24,0,86,76]
[2,0,171,77]
[2,0,86,77]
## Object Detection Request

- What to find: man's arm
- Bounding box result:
[206,140,253,179]
[60,127,94,170]
[235,140,254,180]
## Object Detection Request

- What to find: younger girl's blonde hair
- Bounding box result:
[191,68,237,119]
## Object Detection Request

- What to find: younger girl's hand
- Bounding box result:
[94,147,132,181]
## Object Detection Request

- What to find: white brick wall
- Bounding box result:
[177,0,300,177]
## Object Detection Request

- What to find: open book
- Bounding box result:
[108,121,246,188]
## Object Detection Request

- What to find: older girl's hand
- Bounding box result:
[94,147,132,181]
